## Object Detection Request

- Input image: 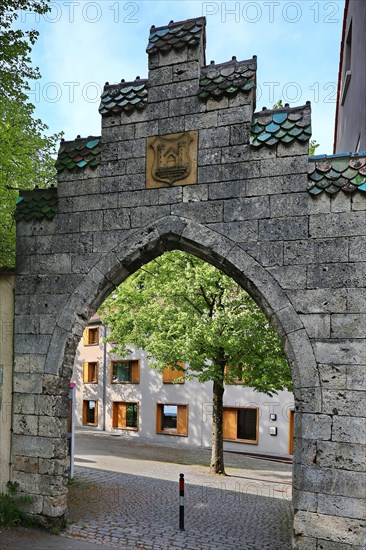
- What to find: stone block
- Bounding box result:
[13,414,38,436]
[222,160,260,181]
[309,212,366,238]
[131,205,171,228]
[346,365,366,390]
[38,458,67,476]
[185,111,218,131]
[102,208,131,231]
[93,229,131,254]
[79,211,103,232]
[208,221,258,243]
[43,494,68,517]
[118,189,159,208]
[246,176,284,196]
[12,435,54,459]
[315,441,366,471]
[13,394,36,415]
[158,187,183,205]
[30,254,71,275]
[221,145,250,164]
[199,126,230,149]
[331,314,366,339]
[198,147,222,166]
[13,455,39,474]
[42,374,70,396]
[295,413,331,441]
[171,202,223,224]
[72,193,119,213]
[294,510,365,546]
[168,96,201,117]
[313,340,366,366]
[198,164,222,183]
[347,289,366,314]
[287,289,347,314]
[307,262,366,289]
[217,105,252,126]
[206,96,228,111]
[38,416,67,438]
[316,541,365,550]
[318,494,365,520]
[182,184,208,203]
[57,178,100,198]
[270,193,309,218]
[13,373,43,394]
[229,123,251,146]
[299,314,330,339]
[224,196,269,222]
[14,354,45,374]
[322,389,366,417]
[134,120,159,139]
[267,265,307,289]
[34,395,69,418]
[330,192,352,213]
[259,216,308,241]
[284,238,349,266]
[332,416,366,444]
[292,489,318,513]
[260,156,308,177]
[317,364,347,389]
[39,475,67,496]
[297,465,366,499]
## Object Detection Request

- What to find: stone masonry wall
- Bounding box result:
[13,17,365,549]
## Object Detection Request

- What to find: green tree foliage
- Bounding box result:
[0,0,61,267]
[309,139,320,156]
[100,251,291,474]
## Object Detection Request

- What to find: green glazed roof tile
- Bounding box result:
[14,186,58,222]
[99,79,148,116]
[146,17,205,54]
[55,136,101,173]
[250,104,312,149]
[307,152,366,195]
[198,57,256,101]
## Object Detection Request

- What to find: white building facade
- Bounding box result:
[72,317,295,459]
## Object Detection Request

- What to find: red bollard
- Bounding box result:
[179,473,185,531]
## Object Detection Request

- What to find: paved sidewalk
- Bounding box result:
[0,433,293,549]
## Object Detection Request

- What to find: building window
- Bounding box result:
[82,400,98,426]
[111,360,140,384]
[112,402,138,430]
[162,363,185,384]
[83,326,99,346]
[156,404,188,436]
[223,407,258,444]
[83,362,98,383]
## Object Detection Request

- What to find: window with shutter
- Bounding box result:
[156,404,188,436]
[82,400,98,426]
[112,402,138,430]
[83,362,98,383]
[162,363,185,384]
[223,407,258,444]
[111,360,140,384]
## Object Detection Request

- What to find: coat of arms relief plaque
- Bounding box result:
[146,131,198,188]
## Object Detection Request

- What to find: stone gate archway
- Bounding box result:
[12,16,366,550]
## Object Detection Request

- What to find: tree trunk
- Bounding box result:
[210,379,225,474]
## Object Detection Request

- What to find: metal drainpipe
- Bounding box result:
[102,324,107,432]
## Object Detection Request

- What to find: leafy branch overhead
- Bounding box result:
[100,251,291,394]
[100,251,291,474]
[0,0,62,267]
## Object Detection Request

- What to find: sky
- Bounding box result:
[21,0,345,153]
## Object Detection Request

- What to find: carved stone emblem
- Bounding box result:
[146,131,198,188]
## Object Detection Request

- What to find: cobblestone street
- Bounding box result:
[63,432,293,549]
